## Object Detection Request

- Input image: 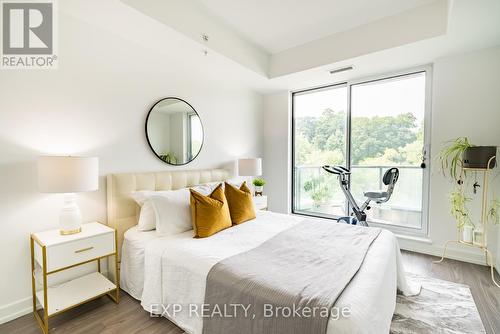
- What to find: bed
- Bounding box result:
[107,169,417,334]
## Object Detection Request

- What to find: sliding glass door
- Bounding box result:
[293,85,348,218]
[292,69,430,233]
[350,72,427,229]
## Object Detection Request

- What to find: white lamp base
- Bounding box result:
[59,193,82,235]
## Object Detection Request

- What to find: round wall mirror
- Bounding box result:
[145,97,204,165]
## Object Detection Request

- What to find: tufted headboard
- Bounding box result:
[106,168,230,260]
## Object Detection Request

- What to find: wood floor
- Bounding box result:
[2,251,499,334]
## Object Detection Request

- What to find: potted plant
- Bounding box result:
[438,138,498,242]
[463,146,497,169]
[439,138,497,178]
[438,137,472,181]
[252,178,266,196]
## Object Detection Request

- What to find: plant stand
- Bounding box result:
[434,156,499,288]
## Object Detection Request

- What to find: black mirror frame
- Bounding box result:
[145,97,204,166]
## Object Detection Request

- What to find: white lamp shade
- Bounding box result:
[238,158,262,176]
[38,156,99,193]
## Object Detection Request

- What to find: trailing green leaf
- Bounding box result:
[438,137,473,181]
[487,197,500,225]
[450,189,473,228]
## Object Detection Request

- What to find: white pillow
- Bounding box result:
[131,191,167,231]
[225,178,245,189]
[149,189,192,236]
[133,183,220,235]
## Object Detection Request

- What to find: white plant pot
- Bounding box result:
[473,228,484,246]
[254,185,263,195]
[462,225,474,243]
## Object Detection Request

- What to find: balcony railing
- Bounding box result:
[293,165,422,229]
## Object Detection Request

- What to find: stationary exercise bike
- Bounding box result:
[322,165,400,227]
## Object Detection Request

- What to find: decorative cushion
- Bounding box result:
[224,181,256,225]
[190,183,232,238]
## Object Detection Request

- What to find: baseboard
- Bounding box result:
[0,296,32,325]
[398,239,489,266]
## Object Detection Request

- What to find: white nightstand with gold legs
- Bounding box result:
[30,222,120,334]
[253,195,268,211]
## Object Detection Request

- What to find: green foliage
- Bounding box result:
[439,138,500,229]
[303,176,333,207]
[310,184,332,207]
[295,109,421,167]
[351,113,418,164]
[303,179,314,192]
[438,137,472,181]
[252,178,266,187]
[487,197,500,225]
[450,189,473,228]
[295,107,423,212]
[160,153,177,164]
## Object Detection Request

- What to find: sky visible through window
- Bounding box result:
[295,73,425,123]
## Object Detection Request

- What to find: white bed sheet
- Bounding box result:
[120,226,158,300]
[139,211,417,334]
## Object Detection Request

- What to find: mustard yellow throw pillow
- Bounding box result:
[224,181,256,225]
[190,183,232,238]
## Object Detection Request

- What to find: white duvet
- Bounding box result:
[138,211,418,334]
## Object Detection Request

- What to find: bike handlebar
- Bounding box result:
[322,165,351,175]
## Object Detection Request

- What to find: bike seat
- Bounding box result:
[364,190,389,199]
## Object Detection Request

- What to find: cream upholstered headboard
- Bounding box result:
[106,168,230,260]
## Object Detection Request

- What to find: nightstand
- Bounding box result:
[253,195,268,210]
[30,222,119,334]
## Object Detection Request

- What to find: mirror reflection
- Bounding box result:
[146,98,203,165]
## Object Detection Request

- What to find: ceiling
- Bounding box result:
[196,0,438,54]
[105,0,500,93]
[122,0,452,78]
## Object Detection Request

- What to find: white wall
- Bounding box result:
[0,1,263,323]
[400,46,500,264]
[263,92,291,213]
[264,46,500,266]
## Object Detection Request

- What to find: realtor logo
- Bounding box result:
[1,0,57,69]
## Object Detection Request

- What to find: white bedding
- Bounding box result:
[138,211,417,334]
[120,226,158,300]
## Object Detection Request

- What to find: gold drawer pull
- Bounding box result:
[75,246,94,253]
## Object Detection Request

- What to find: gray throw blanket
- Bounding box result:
[203,219,381,334]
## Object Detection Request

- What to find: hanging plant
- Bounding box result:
[438,137,472,181]
[487,197,500,225]
[449,189,473,229]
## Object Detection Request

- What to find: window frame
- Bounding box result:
[291,65,432,237]
[186,112,196,161]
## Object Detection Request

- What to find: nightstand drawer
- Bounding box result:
[44,232,114,272]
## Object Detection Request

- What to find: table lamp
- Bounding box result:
[238,158,262,194]
[38,156,99,235]
[238,158,262,177]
